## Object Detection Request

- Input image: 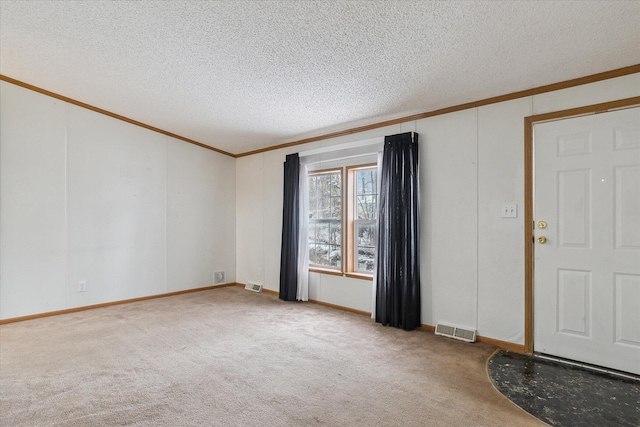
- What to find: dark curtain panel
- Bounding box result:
[375,132,421,330]
[279,153,300,301]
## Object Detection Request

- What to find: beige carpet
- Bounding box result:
[1,286,543,426]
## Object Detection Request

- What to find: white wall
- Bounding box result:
[0,81,236,319]
[476,97,531,344]
[235,72,640,345]
[418,109,478,328]
[2,72,638,339]
[166,138,235,292]
[0,82,67,316]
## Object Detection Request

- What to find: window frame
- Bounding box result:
[308,163,377,281]
[307,167,344,274]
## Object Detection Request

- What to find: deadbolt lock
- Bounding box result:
[537,236,547,244]
[537,221,547,229]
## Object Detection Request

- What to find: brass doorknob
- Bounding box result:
[537,236,547,244]
[537,221,547,229]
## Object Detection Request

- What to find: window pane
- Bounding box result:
[309,243,321,265]
[356,169,377,194]
[316,222,329,244]
[356,222,375,246]
[331,173,341,196]
[318,197,330,219]
[329,220,341,245]
[308,221,317,242]
[357,252,375,272]
[309,196,317,216]
[330,245,341,268]
[355,168,378,221]
[309,175,317,197]
[353,167,377,274]
[308,170,342,270]
[356,169,377,195]
[356,195,377,219]
[356,221,376,272]
[331,196,341,219]
[317,244,330,266]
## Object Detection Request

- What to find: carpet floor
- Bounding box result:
[1,286,543,426]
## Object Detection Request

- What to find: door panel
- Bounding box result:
[558,169,590,247]
[615,273,640,346]
[557,269,590,337]
[534,107,640,375]
[616,166,640,249]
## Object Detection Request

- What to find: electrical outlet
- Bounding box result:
[78,281,87,292]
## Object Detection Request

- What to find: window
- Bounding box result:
[351,167,377,273]
[308,169,342,269]
[308,164,378,277]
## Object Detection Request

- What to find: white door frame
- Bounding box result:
[523,96,640,354]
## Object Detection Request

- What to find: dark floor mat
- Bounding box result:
[488,350,640,426]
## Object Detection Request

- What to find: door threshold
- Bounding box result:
[534,353,639,382]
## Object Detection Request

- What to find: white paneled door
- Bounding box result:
[534,107,640,375]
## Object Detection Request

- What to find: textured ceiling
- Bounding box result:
[1,1,639,155]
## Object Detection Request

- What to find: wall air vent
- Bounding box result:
[434,322,476,343]
[244,282,263,293]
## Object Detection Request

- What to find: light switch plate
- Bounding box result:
[501,203,517,218]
